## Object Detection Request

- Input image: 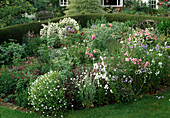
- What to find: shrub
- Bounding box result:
[0,41,25,65]
[157,20,170,35]
[83,22,131,52]
[28,71,67,117]
[22,31,46,56]
[40,17,79,40]
[0,0,36,28]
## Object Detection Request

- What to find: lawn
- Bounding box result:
[1,90,170,118]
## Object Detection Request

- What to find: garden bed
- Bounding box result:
[0,17,169,117]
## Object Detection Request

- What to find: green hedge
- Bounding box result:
[0,13,169,44]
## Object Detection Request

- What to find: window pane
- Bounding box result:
[118,0,120,5]
[104,0,117,5]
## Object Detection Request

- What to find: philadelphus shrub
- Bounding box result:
[58,17,79,38]
[28,71,67,117]
[40,22,59,38]
[40,17,79,40]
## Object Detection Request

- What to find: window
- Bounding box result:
[151,0,156,8]
[101,0,123,7]
[60,0,69,6]
[60,0,123,7]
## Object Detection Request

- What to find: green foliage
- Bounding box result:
[78,71,96,107]
[0,0,36,28]
[0,65,13,94]
[22,31,45,56]
[0,41,25,65]
[157,20,170,35]
[37,44,51,62]
[64,0,105,15]
[83,22,131,52]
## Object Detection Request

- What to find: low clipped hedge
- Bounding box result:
[0,13,170,44]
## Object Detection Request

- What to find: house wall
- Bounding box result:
[138,0,159,9]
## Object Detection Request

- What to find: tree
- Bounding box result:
[0,0,36,28]
[64,0,105,16]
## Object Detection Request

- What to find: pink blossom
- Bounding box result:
[91,35,96,40]
[144,61,150,68]
[93,50,97,53]
[124,52,128,56]
[111,67,113,69]
[101,24,106,27]
[26,61,29,64]
[124,69,126,72]
[118,56,120,58]
[85,52,89,55]
[133,62,136,65]
[109,24,112,27]
[111,57,114,60]
[90,54,93,58]
[75,46,77,48]
[139,59,142,62]
[87,48,90,51]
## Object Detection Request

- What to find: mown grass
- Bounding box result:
[0,90,170,118]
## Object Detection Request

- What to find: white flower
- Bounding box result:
[158,62,162,68]
[155,71,160,76]
[110,89,113,93]
[158,53,162,56]
[152,59,155,64]
[125,58,129,61]
[149,49,153,52]
[120,41,124,44]
[63,47,67,50]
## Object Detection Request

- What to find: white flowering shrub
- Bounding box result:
[40,22,59,38]
[40,17,79,41]
[57,17,79,40]
[28,71,67,117]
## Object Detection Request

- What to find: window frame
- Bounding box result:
[100,0,123,7]
[150,0,157,9]
[59,0,69,6]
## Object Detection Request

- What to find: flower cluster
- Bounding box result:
[132,28,157,45]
